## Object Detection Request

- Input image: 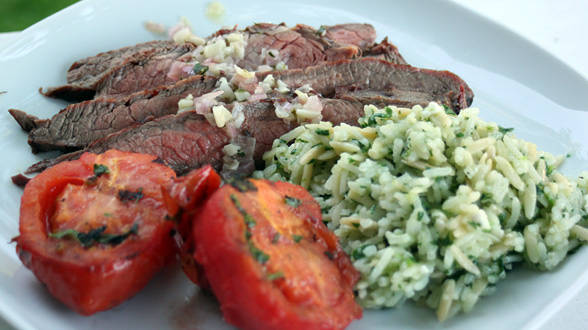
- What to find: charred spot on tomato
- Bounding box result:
[284,195,301,208]
[118,188,144,202]
[49,223,139,248]
[151,157,165,165]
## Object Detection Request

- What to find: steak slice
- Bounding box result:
[43,42,197,101]
[24,96,370,175]
[43,23,400,102]
[10,75,217,153]
[27,111,231,175]
[239,23,391,71]
[324,23,376,49]
[66,40,179,86]
[262,58,473,111]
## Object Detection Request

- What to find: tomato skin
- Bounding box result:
[15,150,177,315]
[192,179,362,330]
[161,165,221,286]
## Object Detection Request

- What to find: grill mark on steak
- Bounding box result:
[262,58,473,111]
[11,76,217,153]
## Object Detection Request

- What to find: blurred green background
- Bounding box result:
[0,0,79,32]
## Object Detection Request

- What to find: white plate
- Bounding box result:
[1,0,588,329]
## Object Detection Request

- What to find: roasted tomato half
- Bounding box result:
[161,165,221,286]
[192,179,362,330]
[15,150,177,315]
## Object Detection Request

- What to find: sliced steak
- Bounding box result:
[239,23,384,70]
[43,43,197,101]
[66,40,179,86]
[11,76,217,153]
[324,23,376,49]
[26,111,231,175]
[43,23,399,102]
[262,58,473,111]
[24,95,370,174]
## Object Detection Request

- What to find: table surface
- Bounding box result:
[0,0,587,329]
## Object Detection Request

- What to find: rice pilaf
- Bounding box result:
[256,102,588,321]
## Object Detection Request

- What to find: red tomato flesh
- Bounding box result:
[192,179,362,330]
[161,165,221,286]
[15,150,177,315]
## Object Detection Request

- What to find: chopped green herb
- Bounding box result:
[86,163,111,185]
[498,213,507,223]
[480,192,493,207]
[230,194,256,228]
[315,129,330,136]
[49,223,139,248]
[404,256,416,266]
[468,221,481,228]
[354,140,370,153]
[352,246,365,260]
[292,234,303,243]
[103,213,112,217]
[316,25,326,35]
[498,126,514,134]
[456,132,464,138]
[267,271,284,280]
[249,242,270,264]
[193,63,209,75]
[284,195,302,208]
[93,164,110,177]
[272,232,280,244]
[117,188,144,202]
[546,164,555,176]
[437,236,453,247]
[324,250,334,260]
[367,112,391,126]
[443,105,456,115]
[417,211,424,221]
[369,204,377,215]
